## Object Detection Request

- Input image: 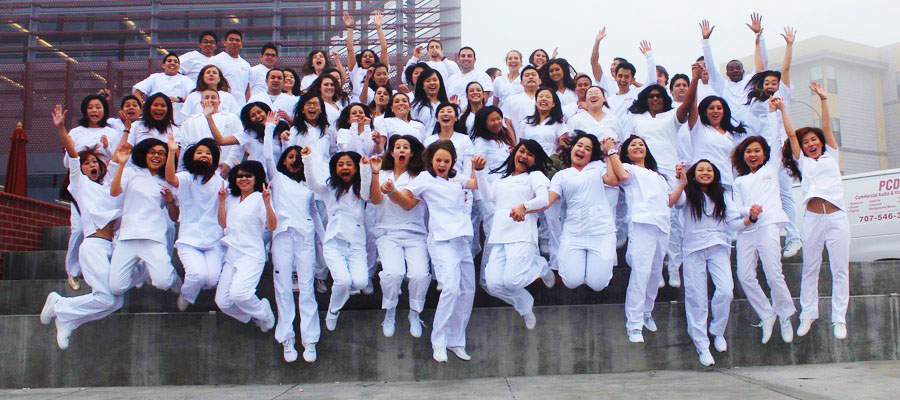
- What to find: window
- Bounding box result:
[825,65,838,94]
[810,65,837,94]
[832,117,842,144]
[810,65,823,88]
[896,72,900,99]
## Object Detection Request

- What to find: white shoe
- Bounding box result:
[698,348,715,366]
[176,295,189,312]
[797,319,814,337]
[782,241,802,258]
[668,272,681,288]
[714,336,727,352]
[436,281,443,291]
[540,269,556,288]
[282,338,298,363]
[260,299,276,332]
[524,311,537,330]
[781,317,794,343]
[628,329,644,343]
[325,309,339,331]
[40,292,61,325]
[644,317,658,332]
[55,319,71,350]
[658,278,665,289]
[408,311,423,338]
[616,235,627,249]
[362,279,374,295]
[833,322,847,340]
[67,276,80,291]
[433,346,448,362]
[302,343,317,363]
[760,315,777,344]
[382,309,396,337]
[315,278,328,294]
[448,346,471,361]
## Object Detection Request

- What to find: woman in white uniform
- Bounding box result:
[517,87,569,157]
[181,65,239,119]
[210,102,273,166]
[493,50,524,107]
[779,84,850,340]
[688,95,748,192]
[539,59,578,106]
[458,82,485,134]
[335,103,378,156]
[471,106,515,250]
[377,92,426,144]
[129,93,180,147]
[567,86,621,142]
[410,68,450,135]
[132,53,194,124]
[215,161,278,332]
[299,50,332,92]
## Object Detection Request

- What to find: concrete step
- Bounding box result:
[3,261,898,315]
[41,226,71,251]
[0,294,896,388]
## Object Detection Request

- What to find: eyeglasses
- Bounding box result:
[148,150,167,157]
[647,93,663,99]
[236,173,254,179]
[200,40,217,45]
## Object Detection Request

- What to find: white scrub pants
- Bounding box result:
[484,242,547,316]
[377,231,430,312]
[54,237,124,332]
[667,211,684,276]
[683,244,734,351]
[109,239,181,296]
[558,233,616,291]
[614,190,629,246]
[175,244,224,304]
[624,223,667,331]
[540,202,563,270]
[799,210,850,324]
[779,168,801,243]
[322,238,368,313]
[736,224,796,320]
[215,249,269,323]
[365,205,378,278]
[272,229,320,346]
[429,236,475,349]
[313,200,329,281]
[65,204,83,278]
[476,199,496,288]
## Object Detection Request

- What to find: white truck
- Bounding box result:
[793,168,900,262]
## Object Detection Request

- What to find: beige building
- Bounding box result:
[731,36,900,174]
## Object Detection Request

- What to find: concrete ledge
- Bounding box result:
[0,295,896,388]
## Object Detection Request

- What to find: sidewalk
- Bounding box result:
[3,361,898,399]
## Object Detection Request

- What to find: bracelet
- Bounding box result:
[749,215,758,223]
[123,129,130,133]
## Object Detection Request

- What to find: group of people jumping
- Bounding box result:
[39,12,851,367]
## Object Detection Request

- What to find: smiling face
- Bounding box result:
[162,55,180,75]
[726,61,744,83]
[570,137,593,168]
[234,169,256,193]
[458,49,475,71]
[360,50,376,68]
[647,89,665,114]
[585,86,606,110]
[694,161,716,186]
[423,74,440,97]
[704,100,724,127]
[260,48,277,68]
[81,154,101,182]
[531,50,548,68]
[224,33,243,56]
[743,141,765,171]
[615,68,633,91]
[335,155,357,182]
[85,99,105,127]
[575,76,592,100]
[627,138,647,162]
[283,70,295,90]
[391,138,411,168]
[548,63,564,83]
[248,105,266,124]
[800,130,824,159]
[146,145,167,172]
[390,94,410,119]
[311,51,326,70]
[535,90,555,113]
[431,148,454,178]
[436,105,457,127]
[121,98,141,121]
[199,34,217,56]
[373,66,389,86]
[266,70,284,92]
[302,97,321,122]
[193,144,214,166]
[763,76,780,96]
[506,51,522,70]
[149,97,168,121]
[466,83,484,104]
[320,78,336,99]
[203,67,221,87]
[513,144,536,174]
[486,110,504,133]
[283,148,301,173]
[374,86,390,107]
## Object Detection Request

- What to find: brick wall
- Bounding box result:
[0,192,69,252]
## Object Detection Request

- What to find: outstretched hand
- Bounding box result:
[300,147,312,157]
[167,130,179,153]
[113,141,132,165]
[691,62,704,80]
[52,104,67,128]
[342,11,354,28]
[639,40,652,54]
[369,155,383,171]
[262,182,271,202]
[781,26,797,44]
[372,11,384,28]
[595,27,607,43]
[675,162,687,184]
[218,182,227,201]
[746,12,763,34]
[809,81,827,99]
[700,20,715,39]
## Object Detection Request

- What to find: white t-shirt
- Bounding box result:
[132,72,195,124]
[554,88,578,106]
[336,124,376,157]
[287,122,333,178]
[248,64,270,96]
[376,117,426,144]
[620,163,671,233]
[733,159,789,229]
[690,122,740,188]
[262,131,316,238]
[300,73,319,91]
[181,90,239,119]
[485,171,549,245]
[550,163,616,237]
[247,92,298,116]
[179,50,213,83]
[493,74,523,108]
[68,125,120,164]
[423,132,475,179]
[128,121,178,147]
[676,192,742,255]
[302,153,372,246]
[373,170,427,237]
[66,157,122,237]
[517,118,568,156]
[174,172,225,249]
[501,92,535,127]
[402,56,461,85]
[221,192,269,260]
[176,112,241,166]
[116,166,174,244]
[567,111,621,142]
[210,52,252,108]
[626,109,683,177]
[798,144,844,211]
[406,172,472,241]
[472,137,510,174]
[410,100,441,135]
[447,69,494,109]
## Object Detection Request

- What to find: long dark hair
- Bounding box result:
[239,102,271,142]
[282,67,302,96]
[423,140,457,178]
[493,139,548,178]
[292,92,329,136]
[302,50,332,75]
[59,149,109,211]
[698,96,746,135]
[619,135,661,174]
[142,93,176,133]
[627,84,673,114]
[431,102,462,134]
[471,106,514,147]
[131,138,168,178]
[382,135,425,175]
[383,92,415,120]
[744,70,781,104]
[77,94,110,128]
[276,145,306,182]
[732,135,771,176]
[194,64,231,93]
[368,63,391,91]
[183,138,220,184]
[411,68,449,115]
[328,151,362,200]
[561,131,604,167]
[525,88,564,126]
[782,127,828,181]
[336,103,374,130]
[227,160,266,196]
[528,49,549,66]
[459,81,485,130]
[539,58,576,91]
[684,159,726,222]
[310,72,349,106]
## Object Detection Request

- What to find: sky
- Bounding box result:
[459,0,900,81]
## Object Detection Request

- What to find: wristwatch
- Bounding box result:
[607,148,618,156]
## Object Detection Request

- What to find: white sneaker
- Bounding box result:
[176,295,189,312]
[714,336,727,352]
[315,278,328,294]
[255,299,275,333]
[382,309,396,337]
[302,343,317,363]
[797,319,814,337]
[698,348,715,366]
[40,292,61,325]
[781,317,794,343]
[282,338,298,363]
[628,329,644,343]
[524,311,537,330]
[833,322,847,340]
[782,241,802,258]
[408,311,423,338]
[668,271,681,288]
[362,279,374,295]
[448,346,471,361]
[540,269,556,288]
[643,317,658,332]
[760,315,777,344]
[325,309,339,331]
[436,281,443,291]
[433,346,448,362]
[55,319,72,350]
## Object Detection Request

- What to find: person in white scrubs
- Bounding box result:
[132,53,194,124]
[181,65,240,119]
[179,30,218,83]
[249,43,279,96]
[493,50,524,108]
[210,30,252,108]
[377,93,426,144]
[538,58,578,106]
[343,10,390,101]
[410,68,451,135]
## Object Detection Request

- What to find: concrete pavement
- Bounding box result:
[2,361,898,400]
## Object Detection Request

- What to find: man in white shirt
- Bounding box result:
[133,53,194,124]
[248,69,297,122]
[249,43,279,97]
[501,65,541,131]
[447,47,494,109]
[211,30,252,109]
[179,31,218,83]
[178,89,241,174]
[403,39,461,84]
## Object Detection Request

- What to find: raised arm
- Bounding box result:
[343,11,357,71]
[601,138,622,186]
[700,20,725,96]
[109,141,132,197]
[668,162,688,207]
[359,157,373,201]
[52,105,78,158]
[165,130,180,187]
[301,148,329,195]
[810,81,837,148]
[746,12,768,73]
[681,63,703,126]
[367,156,384,205]
[773,98,801,160]
[640,41,657,88]
[204,102,238,146]
[589,27,606,82]
[331,51,350,90]
[780,27,796,87]
[373,11,389,70]
[262,183,277,231]
[217,182,228,228]
[465,156,486,190]
[262,115,278,181]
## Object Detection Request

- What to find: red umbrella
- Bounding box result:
[5,122,28,197]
